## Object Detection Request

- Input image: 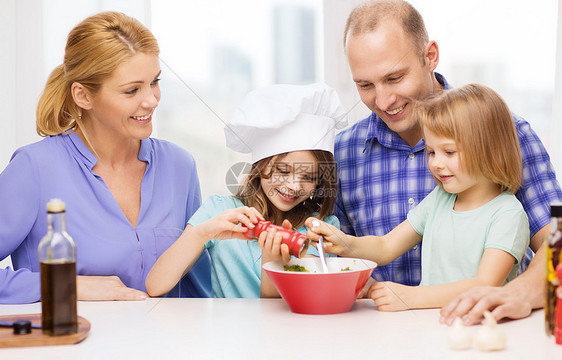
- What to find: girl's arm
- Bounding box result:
[440,243,546,325]
[145,224,207,297]
[305,217,422,265]
[370,248,516,311]
[145,207,263,297]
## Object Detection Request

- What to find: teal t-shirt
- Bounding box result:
[407,186,530,286]
[188,194,340,298]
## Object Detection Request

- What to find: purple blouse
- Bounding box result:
[0,132,211,303]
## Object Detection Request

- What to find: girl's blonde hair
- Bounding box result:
[236,150,337,229]
[415,83,522,193]
[36,11,159,136]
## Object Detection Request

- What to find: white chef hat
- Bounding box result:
[224,82,348,163]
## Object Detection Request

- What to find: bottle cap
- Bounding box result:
[293,235,309,258]
[551,202,562,217]
[13,320,32,335]
[47,198,66,213]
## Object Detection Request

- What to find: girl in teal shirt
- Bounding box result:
[306,84,530,311]
[146,83,347,298]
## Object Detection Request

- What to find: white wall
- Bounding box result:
[552,1,562,176]
[0,0,150,171]
[0,0,15,169]
[0,0,42,170]
[323,0,371,125]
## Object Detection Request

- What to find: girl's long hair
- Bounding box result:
[236,150,337,229]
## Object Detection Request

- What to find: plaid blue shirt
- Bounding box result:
[334,73,562,286]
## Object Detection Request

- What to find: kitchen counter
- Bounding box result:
[0,298,560,359]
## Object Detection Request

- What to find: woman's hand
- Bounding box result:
[195,206,264,242]
[305,217,351,256]
[77,276,148,301]
[258,219,291,263]
[367,281,413,311]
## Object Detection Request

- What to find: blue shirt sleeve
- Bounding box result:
[0,149,42,303]
[515,115,562,237]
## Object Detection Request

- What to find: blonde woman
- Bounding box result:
[0,11,210,303]
[307,84,530,311]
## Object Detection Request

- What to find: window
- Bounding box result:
[151,0,323,199]
[1,0,561,269]
[325,0,560,171]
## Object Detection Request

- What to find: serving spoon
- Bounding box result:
[312,220,329,273]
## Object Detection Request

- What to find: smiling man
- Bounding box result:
[334,0,562,306]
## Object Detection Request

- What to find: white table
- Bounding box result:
[0,298,561,359]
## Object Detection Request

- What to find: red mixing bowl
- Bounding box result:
[263,257,377,315]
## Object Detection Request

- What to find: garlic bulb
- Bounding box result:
[475,311,506,351]
[447,317,472,350]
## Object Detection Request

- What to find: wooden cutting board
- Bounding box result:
[0,313,90,348]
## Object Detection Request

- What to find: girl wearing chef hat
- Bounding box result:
[146,83,347,298]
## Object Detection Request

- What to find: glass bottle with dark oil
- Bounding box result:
[38,198,77,336]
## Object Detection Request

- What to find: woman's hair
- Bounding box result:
[414,83,522,193]
[343,0,428,60]
[36,11,159,136]
[236,150,337,229]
